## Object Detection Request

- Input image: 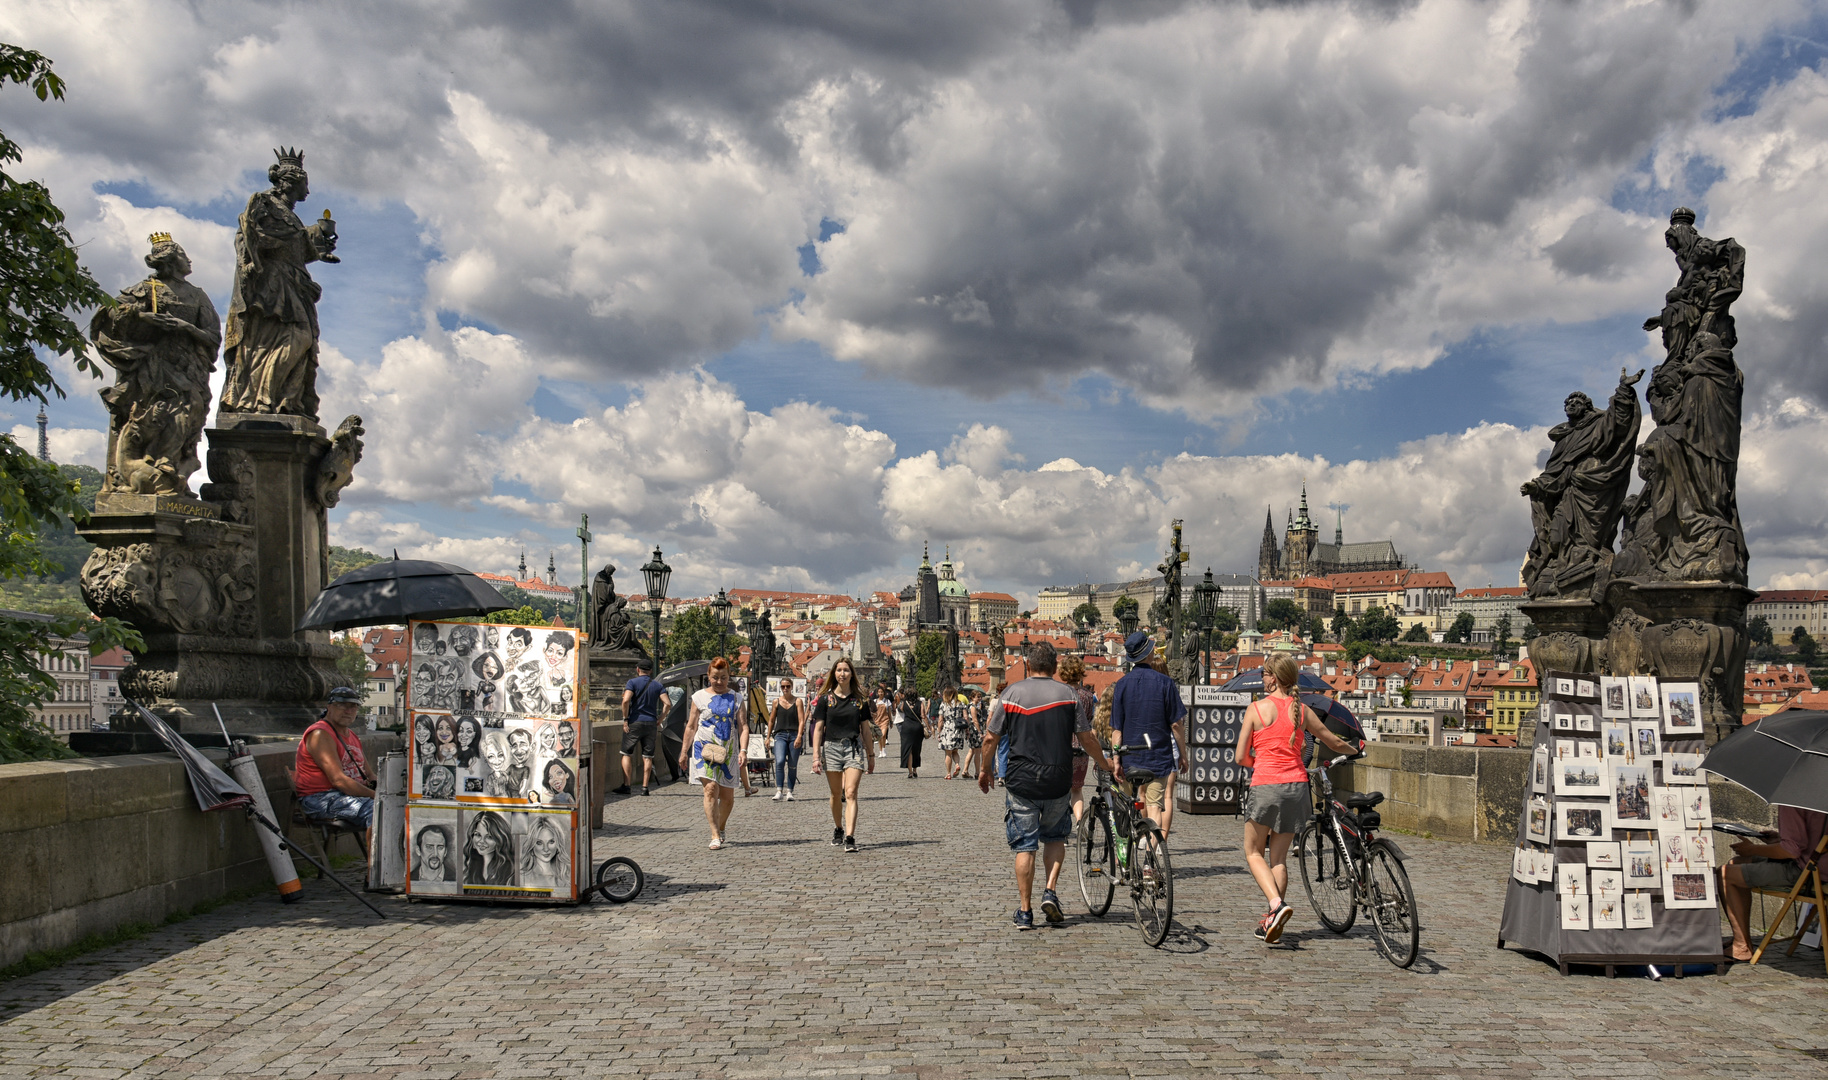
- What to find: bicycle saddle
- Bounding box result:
[1343,791,1384,809]
[1123,767,1158,786]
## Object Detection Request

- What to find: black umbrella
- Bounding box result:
[128,699,251,813]
[1301,693,1366,745]
[1700,710,1828,814]
[296,556,514,632]
[1220,667,1332,694]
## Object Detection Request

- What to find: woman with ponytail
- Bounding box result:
[1237,653,1357,944]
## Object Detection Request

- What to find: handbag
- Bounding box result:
[700,741,729,765]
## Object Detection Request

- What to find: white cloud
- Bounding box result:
[10,424,107,469]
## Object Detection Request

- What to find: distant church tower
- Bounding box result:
[519,550,528,580]
[36,406,48,462]
[1283,482,1319,580]
[1257,507,1279,581]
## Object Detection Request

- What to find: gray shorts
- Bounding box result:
[1245,781,1311,833]
[822,738,866,773]
[1739,857,1803,892]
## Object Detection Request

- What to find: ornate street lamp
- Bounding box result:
[711,587,732,662]
[1194,568,1219,686]
[1117,605,1139,637]
[639,545,671,666]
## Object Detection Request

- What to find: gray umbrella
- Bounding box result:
[297,555,514,632]
[1700,710,1828,814]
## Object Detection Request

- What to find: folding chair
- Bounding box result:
[284,767,370,879]
[1749,833,1828,973]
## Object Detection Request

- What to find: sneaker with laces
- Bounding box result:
[831,826,844,846]
[844,835,858,853]
[1040,890,1065,925]
[784,790,795,801]
[1013,908,1035,931]
[640,786,650,796]
[1253,917,1269,941]
[1265,901,1294,944]
[772,790,784,801]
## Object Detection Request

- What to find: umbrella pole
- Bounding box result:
[244,807,388,920]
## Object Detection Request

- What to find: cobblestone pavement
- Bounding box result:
[3,738,1824,1078]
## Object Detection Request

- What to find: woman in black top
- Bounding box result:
[768,680,804,800]
[812,658,875,852]
[894,690,927,779]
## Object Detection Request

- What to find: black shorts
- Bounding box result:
[621,720,658,756]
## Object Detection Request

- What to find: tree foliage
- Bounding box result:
[911,631,949,698]
[1353,605,1400,644]
[327,545,383,582]
[1258,598,1304,632]
[1793,626,1818,667]
[1111,595,1139,624]
[1070,601,1101,627]
[1747,615,1772,646]
[0,46,142,762]
[1493,614,1513,658]
[1402,622,1431,642]
[1444,611,1476,644]
[664,605,733,664]
[482,604,549,627]
[334,636,370,692]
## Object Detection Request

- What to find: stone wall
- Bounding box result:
[1327,742,1775,843]
[0,734,396,969]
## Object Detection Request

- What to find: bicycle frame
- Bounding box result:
[1308,756,1369,891]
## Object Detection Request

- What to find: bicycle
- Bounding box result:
[1074,747,1174,947]
[591,855,645,903]
[1292,753,1420,968]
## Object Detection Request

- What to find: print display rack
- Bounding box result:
[1497,670,1725,976]
[400,619,591,904]
[1180,687,1251,816]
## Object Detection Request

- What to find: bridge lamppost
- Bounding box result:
[1193,568,1219,687]
[711,587,732,662]
[639,545,672,667]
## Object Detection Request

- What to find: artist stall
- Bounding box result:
[1498,670,1724,975]
[1180,687,1251,815]
[399,619,592,903]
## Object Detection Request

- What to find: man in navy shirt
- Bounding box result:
[1110,632,1190,837]
[616,657,664,795]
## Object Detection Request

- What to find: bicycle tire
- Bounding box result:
[1130,831,1173,948]
[595,856,645,903]
[1364,841,1419,968]
[1077,809,1115,917]
[1297,820,1357,934]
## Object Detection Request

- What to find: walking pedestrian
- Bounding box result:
[1109,632,1189,838]
[768,678,804,801]
[873,686,894,759]
[937,686,968,778]
[1238,653,1357,943]
[1058,656,1097,822]
[979,642,1117,929]
[615,656,663,796]
[811,657,875,852]
[895,690,926,778]
[679,657,748,850]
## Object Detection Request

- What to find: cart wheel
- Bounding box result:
[595,857,644,903]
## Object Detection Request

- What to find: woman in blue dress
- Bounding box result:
[679,656,748,849]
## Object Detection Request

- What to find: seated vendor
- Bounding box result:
[295,685,376,830]
[1720,806,1827,961]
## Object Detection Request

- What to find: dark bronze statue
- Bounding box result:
[89,233,221,496]
[1521,369,1642,598]
[588,564,643,654]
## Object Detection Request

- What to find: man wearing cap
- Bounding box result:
[1110,631,1190,838]
[616,656,664,796]
[294,685,375,830]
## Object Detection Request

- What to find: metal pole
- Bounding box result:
[577,514,592,631]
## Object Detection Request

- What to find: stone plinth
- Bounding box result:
[587,651,643,726]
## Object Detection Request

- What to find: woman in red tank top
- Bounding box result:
[1237,655,1358,944]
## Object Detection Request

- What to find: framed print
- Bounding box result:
[1557,801,1609,840]
[1574,712,1597,733]
[1682,787,1713,831]
[1624,840,1660,887]
[1536,846,1558,881]
[1663,868,1717,910]
[1611,763,1653,826]
[1586,841,1622,869]
[1660,681,1703,736]
[1557,861,1586,896]
[1553,737,1578,761]
[1651,788,1686,830]
[1554,758,1606,797]
[1624,891,1654,928]
[1628,675,1660,718]
[1663,752,1705,785]
[1684,828,1715,869]
[1553,711,1575,732]
[1600,676,1629,718]
[1592,892,1623,929]
[1578,740,1599,759]
[1561,890,1590,930]
[1526,795,1552,843]
[1601,722,1631,762]
[1552,676,1575,699]
[404,804,462,896]
[1513,845,1537,885]
[1531,744,1550,794]
[1630,721,1661,762]
[1575,678,1598,701]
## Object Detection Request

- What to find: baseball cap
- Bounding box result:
[327,685,363,704]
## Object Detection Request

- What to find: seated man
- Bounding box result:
[295,685,375,830]
[1720,806,1827,961]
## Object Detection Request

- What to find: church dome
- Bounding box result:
[938,577,969,597]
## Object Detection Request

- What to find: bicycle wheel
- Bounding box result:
[1364,841,1419,968]
[595,856,645,903]
[1130,831,1174,948]
[1077,810,1115,917]
[1297,820,1357,934]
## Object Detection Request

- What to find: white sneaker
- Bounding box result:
[784,789,796,801]
[772,790,784,801]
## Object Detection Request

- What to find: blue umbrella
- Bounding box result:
[1219,668,1332,694]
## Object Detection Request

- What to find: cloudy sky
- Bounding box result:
[7,0,1828,606]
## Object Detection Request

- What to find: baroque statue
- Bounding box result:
[313,415,365,507]
[1615,208,1748,584]
[1520,369,1642,598]
[588,563,644,654]
[218,147,340,421]
[748,610,777,677]
[88,233,221,496]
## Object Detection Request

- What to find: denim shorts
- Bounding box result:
[298,790,373,830]
[1005,791,1074,853]
[822,738,866,772]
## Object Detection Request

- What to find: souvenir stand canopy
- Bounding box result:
[399,619,591,903]
[1498,670,1725,975]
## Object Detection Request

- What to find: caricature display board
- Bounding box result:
[1498,670,1724,974]
[402,620,590,903]
[1180,688,1251,816]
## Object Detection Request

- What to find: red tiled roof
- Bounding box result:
[1753,590,1828,604]
[1457,586,1526,599]
[1405,572,1456,590]
[972,592,1018,603]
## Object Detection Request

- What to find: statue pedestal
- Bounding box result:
[587,651,644,725]
[80,418,343,734]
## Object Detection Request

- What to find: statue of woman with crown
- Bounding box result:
[218,147,340,421]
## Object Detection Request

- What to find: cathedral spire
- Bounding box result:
[1334,505,1343,547]
[1257,506,1279,582]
